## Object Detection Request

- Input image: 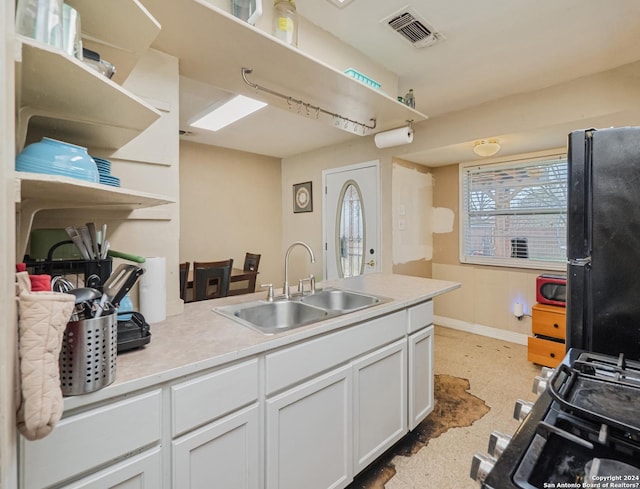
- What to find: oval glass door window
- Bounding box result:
[336,181,365,278]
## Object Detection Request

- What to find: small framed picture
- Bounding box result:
[293,181,313,213]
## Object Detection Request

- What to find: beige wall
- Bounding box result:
[279,62,640,339]
[179,141,283,288]
[281,141,404,282]
[431,163,545,338]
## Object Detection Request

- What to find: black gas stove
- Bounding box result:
[473,349,640,489]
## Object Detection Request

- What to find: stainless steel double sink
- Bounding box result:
[213,287,390,335]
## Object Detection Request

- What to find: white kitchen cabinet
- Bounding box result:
[353,339,407,472]
[171,358,260,488]
[61,447,162,489]
[408,325,435,430]
[266,365,353,489]
[20,390,162,489]
[173,405,260,489]
[264,309,415,489]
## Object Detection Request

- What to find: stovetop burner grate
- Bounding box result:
[548,352,640,437]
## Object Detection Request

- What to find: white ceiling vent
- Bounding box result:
[382,6,443,48]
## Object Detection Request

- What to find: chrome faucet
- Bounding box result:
[283,241,315,298]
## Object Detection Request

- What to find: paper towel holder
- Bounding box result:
[374,120,414,149]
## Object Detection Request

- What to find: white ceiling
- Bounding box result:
[178,0,640,165]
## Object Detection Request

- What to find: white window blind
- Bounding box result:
[460,155,567,269]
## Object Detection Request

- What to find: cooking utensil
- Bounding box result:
[65,226,91,260]
[66,287,102,320]
[94,264,144,317]
[86,222,100,260]
[67,287,101,303]
[51,275,74,292]
[77,226,95,259]
[101,239,110,259]
[107,249,146,263]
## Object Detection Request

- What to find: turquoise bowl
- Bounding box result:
[16,138,99,183]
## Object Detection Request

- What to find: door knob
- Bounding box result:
[366,260,375,267]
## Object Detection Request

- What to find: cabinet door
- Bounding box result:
[408,326,434,430]
[266,365,352,489]
[173,404,259,489]
[63,448,162,489]
[352,339,407,472]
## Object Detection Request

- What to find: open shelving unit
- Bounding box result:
[13,0,172,261]
[143,0,428,136]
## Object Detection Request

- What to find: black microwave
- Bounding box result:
[536,274,566,307]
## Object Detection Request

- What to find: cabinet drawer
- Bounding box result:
[266,310,406,395]
[528,336,565,368]
[408,300,433,334]
[171,358,259,437]
[532,303,566,339]
[21,390,162,489]
[63,447,161,489]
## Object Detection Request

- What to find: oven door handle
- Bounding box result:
[537,420,594,450]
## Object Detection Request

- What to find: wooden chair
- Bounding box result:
[243,253,261,273]
[193,259,233,301]
[228,253,261,296]
[179,261,191,302]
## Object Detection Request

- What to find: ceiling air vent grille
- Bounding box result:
[385,7,442,48]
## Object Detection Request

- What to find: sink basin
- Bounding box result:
[213,287,390,335]
[216,300,332,335]
[300,288,383,312]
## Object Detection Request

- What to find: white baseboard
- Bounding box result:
[434,315,529,346]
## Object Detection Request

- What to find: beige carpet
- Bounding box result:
[347,325,542,489]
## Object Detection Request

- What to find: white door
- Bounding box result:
[323,161,380,280]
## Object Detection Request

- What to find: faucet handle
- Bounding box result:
[298,274,316,295]
[261,283,274,301]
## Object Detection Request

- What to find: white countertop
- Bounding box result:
[63,273,460,410]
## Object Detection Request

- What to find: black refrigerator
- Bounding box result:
[567,127,640,360]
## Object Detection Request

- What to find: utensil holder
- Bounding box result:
[59,312,117,396]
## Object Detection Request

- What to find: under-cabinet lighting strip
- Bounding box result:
[241,67,377,134]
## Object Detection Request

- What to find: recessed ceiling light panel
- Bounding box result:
[326,0,355,8]
[189,95,267,132]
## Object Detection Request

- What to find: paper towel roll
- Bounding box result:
[374,126,414,149]
[139,256,166,324]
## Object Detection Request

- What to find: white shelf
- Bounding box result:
[15,172,175,260]
[143,0,427,135]
[17,172,173,209]
[65,0,161,84]
[16,37,161,151]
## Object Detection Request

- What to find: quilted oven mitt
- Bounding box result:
[16,273,75,441]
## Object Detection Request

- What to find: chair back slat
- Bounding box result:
[193,259,233,301]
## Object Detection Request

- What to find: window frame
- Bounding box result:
[458,153,568,271]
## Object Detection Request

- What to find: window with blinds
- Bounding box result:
[460,155,567,270]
